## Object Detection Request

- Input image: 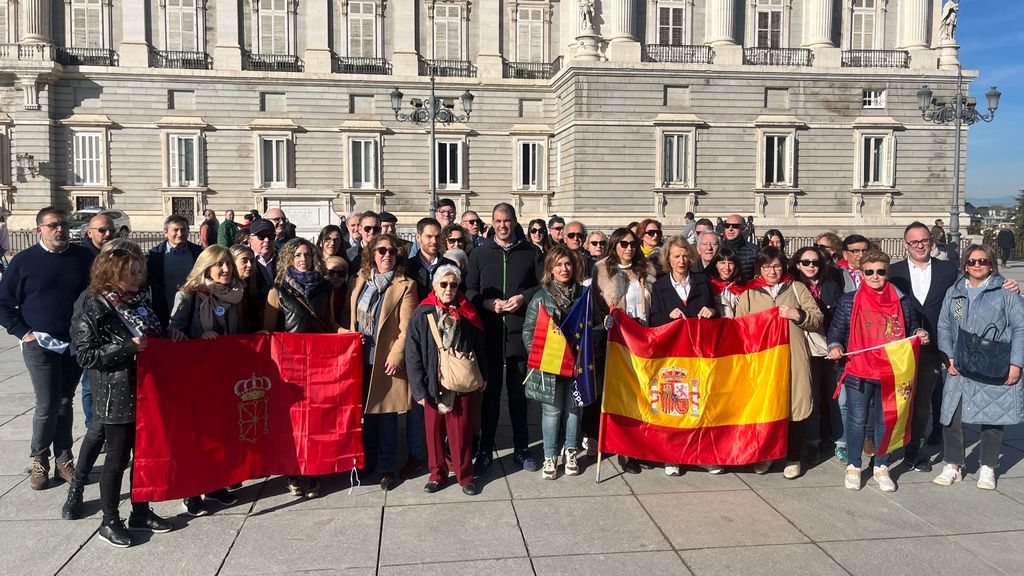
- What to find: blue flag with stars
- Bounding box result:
[559,286,597,408]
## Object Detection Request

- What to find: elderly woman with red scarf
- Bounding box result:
[827,249,927,493]
[405,263,487,496]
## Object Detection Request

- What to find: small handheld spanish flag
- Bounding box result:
[527,305,575,377]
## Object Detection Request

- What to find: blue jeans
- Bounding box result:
[405,402,425,460]
[23,340,82,461]
[844,376,888,468]
[540,396,579,459]
[364,412,398,474]
[80,370,92,431]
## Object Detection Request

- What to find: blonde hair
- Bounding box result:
[659,236,697,272]
[180,245,238,293]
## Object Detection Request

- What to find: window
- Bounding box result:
[350,139,376,188]
[73,131,103,185]
[258,0,289,54]
[755,0,783,48]
[166,0,198,51]
[862,89,887,109]
[658,2,685,46]
[433,4,462,60]
[862,136,886,186]
[853,130,895,189]
[260,136,288,187]
[348,0,376,57]
[662,133,691,187]
[436,140,462,189]
[169,134,200,187]
[763,134,789,186]
[70,0,104,48]
[518,141,543,190]
[851,0,876,50]
[516,7,544,62]
[0,4,9,43]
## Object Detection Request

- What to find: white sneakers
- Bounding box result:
[564,449,580,476]
[753,461,772,474]
[702,465,725,475]
[977,465,997,490]
[783,461,802,479]
[873,465,897,492]
[664,464,682,476]
[541,457,557,480]
[845,465,861,490]
[933,464,963,486]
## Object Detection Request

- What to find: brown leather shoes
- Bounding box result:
[54,458,76,485]
[29,457,49,490]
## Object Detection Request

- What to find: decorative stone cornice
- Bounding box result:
[753,115,807,128]
[246,118,299,131]
[851,116,904,129]
[651,113,707,127]
[59,114,114,127]
[155,116,209,129]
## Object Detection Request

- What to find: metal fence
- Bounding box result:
[5,230,201,256]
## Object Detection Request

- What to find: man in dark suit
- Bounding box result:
[146,214,203,325]
[346,211,380,276]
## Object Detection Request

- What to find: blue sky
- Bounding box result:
[959,0,1024,202]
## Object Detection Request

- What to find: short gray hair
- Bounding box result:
[442,248,468,270]
[697,230,720,244]
[432,263,462,286]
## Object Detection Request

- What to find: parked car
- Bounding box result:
[68,207,132,241]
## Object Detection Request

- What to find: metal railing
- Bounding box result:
[743,47,812,67]
[642,44,715,64]
[332,56,392,75]
[841,49,910,68]
[503,57,563,79]
[4,230,201,257]
[0,43,53,61]
[150,50,212,70]
[420,58,477,78]
[243,52,304,72]
[56,47,118,66]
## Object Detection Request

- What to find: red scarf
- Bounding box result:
[709,278,747,296]
[837,258,862,287]
[421,290,484,332]
[845,283,906,380]
[804,280,822,302]
[744,274,796,291]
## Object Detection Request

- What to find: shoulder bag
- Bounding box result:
[953,297,1012,385]
[426,313,484,393]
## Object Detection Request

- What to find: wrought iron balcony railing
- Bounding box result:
[332,56,392,75]
[56,47,118,66]
[243,52,304,72]
[642,44,715,64]
[420,58,477,78]
[841,49,910,68]
[743,47,812,67]
[503,57,563,79]
[150,50,212,70]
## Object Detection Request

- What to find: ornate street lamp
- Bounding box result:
[917,67,1001,262]
[390,70,473,215]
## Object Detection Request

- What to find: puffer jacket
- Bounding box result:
[71,293,143,425]
[405,304,488,404]
[938,275,1024,426]
[522,283,585,406]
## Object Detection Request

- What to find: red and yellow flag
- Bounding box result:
[527,304,574,377]
[600,308,791,466]
[876,337,920,455]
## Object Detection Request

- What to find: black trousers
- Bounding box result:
[479,358,528,454]
[906,350,945,460]
[73,418,106,485]
[99,423,146,523]
[943,398,1004,468]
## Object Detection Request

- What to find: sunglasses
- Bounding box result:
[447,237,466,245]
[375,247,398,256]
[551,226,564,232]
[618,240,638,249]
[40,221,69,230]
[643,229,662,237]
[268,217,286,223]
[436,281,456,289]
[90,227,113,234]
[529,228,546,235]
[967,258,991,267]
[254,232,275,241]
[105,248,132,259]
[327,270,346,277]
[323,237,340,244]
[815,243,833,251]
[566,232,585,240]
[363,226,381,234]
[798,259,821,267]
[862,268,887,277]
[463,219,482,227]
[723,223,743,230]
[590,241,603,247]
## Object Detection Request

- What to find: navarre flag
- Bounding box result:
[132,332,364,502]
[600,308,791,466]
[873,337,920,455]
[527,304,575,377]
[561,287,597,407]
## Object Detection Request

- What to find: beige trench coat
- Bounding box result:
[349,273,419,414]
[735,281,823,421]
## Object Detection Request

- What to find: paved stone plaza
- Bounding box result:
[3,269,1024,575]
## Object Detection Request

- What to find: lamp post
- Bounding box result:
[917,66,1001,263]
[389,70,474,216]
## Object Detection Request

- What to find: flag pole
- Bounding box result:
[595,310,614,484]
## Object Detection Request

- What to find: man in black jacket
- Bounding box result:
[81,214,116,257]
[146,214,203,326]
[465,203,543,473]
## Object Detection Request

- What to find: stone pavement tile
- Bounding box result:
[0,413,32,440]
[147,478,269,519]
[679,543,847,576]
[0,440,31,474]
[533,551,692,576]
[638,491,806,550]
[0,393,34,416]
[220,506,381,574]
[950,531,1024,576]
[505,458,631,499]
[517,495,670,556]
[756,485,940,541]
[995,477,1024,504]
[736,459,846,489]
[59,513,245,576]
[820,536,1004,576]
[885,481,1024,534]
[0,519,97,576]
[0,474,23,497]
[383,459,511,506]
[0,472,99,520]
[621,466,749,494]
[379,500,526,565]
[250,473,385,514]
[379,558,535,576]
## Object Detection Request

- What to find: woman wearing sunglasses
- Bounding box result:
[827,250,926,492]
[350,233,418,491]
[587,231,607,259]
[737,247,823,479]
[325,255,350,327]
[441,223,472,256]
[705,247,747,319]
[637,219,664,273]
[527,219,553,254]
[933,244,1024,490]
[593,228,657,474]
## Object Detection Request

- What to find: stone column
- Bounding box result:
[19,0,51,43]
[477,0,502,78]
[802,0,834,48]
[605,0,641,61]
[214,0,243,70]
[118,0,149,67]
[898,0,929,49]
[392,0,419,76]
[704,0,737,46]
[304,0,332,73]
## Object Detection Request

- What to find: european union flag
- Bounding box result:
[560,286,597,408]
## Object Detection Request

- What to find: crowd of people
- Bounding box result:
[1,201,1023,550]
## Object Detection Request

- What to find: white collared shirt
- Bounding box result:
[670,273,692,304]
[908,258,932,304]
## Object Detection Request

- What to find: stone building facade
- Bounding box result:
[0,0,971,236]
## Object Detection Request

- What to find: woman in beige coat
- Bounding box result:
[349,233,418,491]
[736,246,823,480]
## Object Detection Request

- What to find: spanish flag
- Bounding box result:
[600,308,791,465]
[527,304,575,377]
[874,337,920,455]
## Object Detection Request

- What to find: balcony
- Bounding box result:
[151,50,212,70]
[0,43,53,61]
[56,47,118,66]
[243,52,304,72]
[332,56,392,75]
[743,47,812,67]
[642,44,715,64]
[420,58,476,78]
[503,57,563,80]
[842,49,910,69]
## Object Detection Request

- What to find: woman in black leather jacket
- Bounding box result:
[70,245,173,548]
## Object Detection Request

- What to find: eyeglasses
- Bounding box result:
[40,221,69,230]
[437,281,456,289]
[967,258,991,267]
[845,248,868,254]
[447,237,466,245]
[375,247,398,256]
[618,240,638,249]
[760,264,783,271]
[590,241,603,247]
[723,223,743,230]
[566,232,585,240]
[90,227,113,234]
[643,229,662,237]
[327,270,346,278]
[363,226,381,234]
[862,268,888,277]
[529,228,545,235]
[906,239,932,248]
[437,209,456,217]
[798,259,821,267]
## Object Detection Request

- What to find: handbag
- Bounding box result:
[426,313,484,393]
[953,299,1012,385]
[805,330,829,357]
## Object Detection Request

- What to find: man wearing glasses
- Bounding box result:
[347,211,382,274]
[721,214,758,279]
[0,207,94,490]
[837,235,870,290]
[548,215,566,245]
[460,210,487,248]
[564,221,595,276]
[81,214,116,257]
[247,218,279,302]
[435,199,457,229]
[265,207,290,250]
